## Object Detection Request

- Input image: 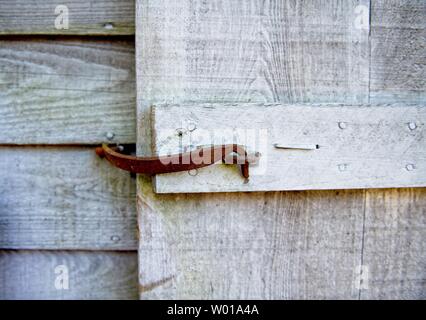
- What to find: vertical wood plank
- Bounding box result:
[136,0,369,299]
[137,0,370,154]
[361,189,426,299]
[361,0,426,300]
[138,183,365,299]
[370,0,425,103]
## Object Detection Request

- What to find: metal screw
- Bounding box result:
[187,122,197,132]
[338,164,348,172]
[338,122,347,129]
[188,169,198,176]
[104,22,114,30]
[110,235,121,242]
[406,164,415,171]
[106,132,115,140]
[408,122,417,131]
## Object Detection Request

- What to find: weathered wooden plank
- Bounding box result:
[139,180,364,299]
[0,147,137,250]
[0,39,136,144]
[360,188,426,299]
[137,0,370,155]
[0,0,134,35]
[0,250,138,299]
[359,0,426,300]
[137,0,369,299]
[153,103,426,193]
[370,0,426,103]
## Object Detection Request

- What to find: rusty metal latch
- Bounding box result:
[96,144,260,179]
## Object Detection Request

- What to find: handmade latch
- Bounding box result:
[96,144,260,179]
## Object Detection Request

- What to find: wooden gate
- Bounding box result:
[136,0,425,299]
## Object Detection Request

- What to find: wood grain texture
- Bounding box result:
[138,179,364,299]
[153,103,426,193]
[137,0,370,155]
[0,0,135,35]
[370,0,426,103]
[0,147,137,250]
[136,0,369,299]
[361,188,426,299]
[0,250,138,299]
[0,39,136,144]
[361,0,426,300]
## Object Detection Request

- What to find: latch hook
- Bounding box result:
[96,144,260,179]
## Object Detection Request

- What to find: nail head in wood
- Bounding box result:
[188,169,198,176]
[106,132,115,140]
[408,122,417,131]
[338,122,347,129]
[406,164,415,171]
[187,122,197,132]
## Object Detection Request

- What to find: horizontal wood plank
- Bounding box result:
[0,250,138,299]
[152,103,426,193]
[0,0,135,35]
[0,147,137,250]
[0,39,136,144]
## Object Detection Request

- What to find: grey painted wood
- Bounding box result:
[0,250,138,300]
[153,103,426,193]
[0,147,137,250]
[0,39,136,144]
[138,179,365,299]
[360,0,426,300]
[0,0,134,35]
[370,0,426,104]
[361,188,426,299]
[137,0,370,156]
[136,0,369,299]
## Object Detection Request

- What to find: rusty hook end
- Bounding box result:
[95,146,106,158]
